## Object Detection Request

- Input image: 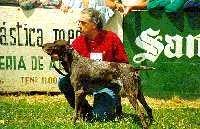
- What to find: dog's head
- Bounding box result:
[42,39,73,62]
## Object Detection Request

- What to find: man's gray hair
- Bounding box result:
[81,8,104,30]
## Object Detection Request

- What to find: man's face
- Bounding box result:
[78,14,97,36]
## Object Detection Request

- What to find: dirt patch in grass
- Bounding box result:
[1,95,199,108]
[122,96,200,109]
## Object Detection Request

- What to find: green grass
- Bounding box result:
[0,95,200,129]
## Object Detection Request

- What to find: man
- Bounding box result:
[59,8,128,119]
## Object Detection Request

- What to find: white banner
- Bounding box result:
[0,6,123,92]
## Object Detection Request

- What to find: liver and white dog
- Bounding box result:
[42,40,154,129]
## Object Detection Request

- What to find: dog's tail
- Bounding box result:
[132,66,155,72]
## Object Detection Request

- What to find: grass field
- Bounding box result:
[0,95,200,129]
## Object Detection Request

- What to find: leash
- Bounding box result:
[52,61,68,77]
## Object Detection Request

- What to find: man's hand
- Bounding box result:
[115,2,125,12]
[60,4,70,13]
[106,0,124,13]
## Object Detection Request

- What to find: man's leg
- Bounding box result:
[58,75,75,108]
[109,83,122,115]
[115,94,122,115]
[93,88,115,120]
[93,84,122,119]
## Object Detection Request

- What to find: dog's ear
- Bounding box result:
[54,39,69,46]
[54,39,71,51]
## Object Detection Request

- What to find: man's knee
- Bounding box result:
[58,76,75,108]
[58,76,66,91]
[58,76,72,92]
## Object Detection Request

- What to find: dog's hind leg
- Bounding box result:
[136,78,153,124]
[137,89,153,124]
[123,79,148,129]
[127,95,148,129]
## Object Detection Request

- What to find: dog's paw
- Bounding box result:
[72,116,78,123]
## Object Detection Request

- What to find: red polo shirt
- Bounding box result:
[71,30,128,63]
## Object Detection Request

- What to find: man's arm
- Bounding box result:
[112,34,129,63]
[123,0,148,15]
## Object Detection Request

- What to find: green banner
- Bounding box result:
[123,11,200,99]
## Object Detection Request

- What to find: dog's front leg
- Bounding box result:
[73,88,85,123]
[71,77,85,123]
